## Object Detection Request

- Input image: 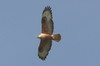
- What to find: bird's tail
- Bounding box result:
[51,34,61,42]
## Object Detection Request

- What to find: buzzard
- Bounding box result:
[37,6,61,60]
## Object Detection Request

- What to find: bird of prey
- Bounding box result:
[37,6,61,60]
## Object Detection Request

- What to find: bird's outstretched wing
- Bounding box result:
[38,38,52,60]
[42,6,54,34]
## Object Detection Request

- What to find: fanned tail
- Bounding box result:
[51,34,61,42]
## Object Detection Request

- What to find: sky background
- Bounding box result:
[0,0,100,66]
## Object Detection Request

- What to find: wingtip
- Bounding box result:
[45,6,51,10]
[38,51,48,61]
[43,6,52,14]
[42,6,53,20]
[38,54,47,61]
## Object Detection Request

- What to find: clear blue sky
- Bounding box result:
[0,0,100,66]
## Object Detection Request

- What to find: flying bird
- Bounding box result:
[37,6,61,60]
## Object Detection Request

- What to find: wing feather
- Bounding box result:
[42,6,54,34]
[38,39,52,60]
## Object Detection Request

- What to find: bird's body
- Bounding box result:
[38,33,52,39]
[37,6,61,60]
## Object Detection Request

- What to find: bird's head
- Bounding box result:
[37,33,46,39]
[37,35,42,39]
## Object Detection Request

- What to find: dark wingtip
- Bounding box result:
[42,6,53,20]
[44,6,51,11]
[38,51,49,61]
[43,6,52,15]
[38,55,47,61]
[38,51,47,61]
